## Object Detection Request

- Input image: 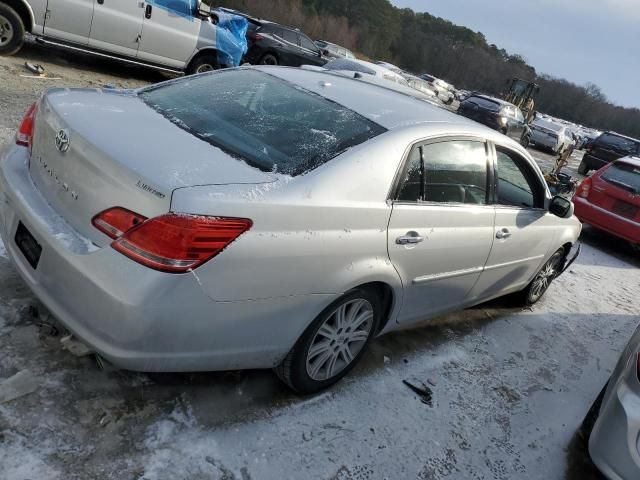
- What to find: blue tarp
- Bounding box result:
[214,10,249,67]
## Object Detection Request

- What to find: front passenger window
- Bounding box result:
[395,140,488,204]
[495,147,541,208]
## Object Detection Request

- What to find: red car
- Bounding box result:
[573,156,640,245]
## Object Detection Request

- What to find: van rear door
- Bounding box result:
[89,0,143,57]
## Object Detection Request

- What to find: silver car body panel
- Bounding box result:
[589,325,640,479]
[0,67,581,372]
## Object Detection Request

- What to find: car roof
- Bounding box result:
[615,156,640,168]
[601,131,640,143]
[260,66,513,137]
[467,94,513,107]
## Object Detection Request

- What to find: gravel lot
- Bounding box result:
[1,43,638,480]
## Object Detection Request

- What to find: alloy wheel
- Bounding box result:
[305,298,374,381]
[529,255,562,302]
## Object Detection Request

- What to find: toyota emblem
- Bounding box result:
[55,129,70,153]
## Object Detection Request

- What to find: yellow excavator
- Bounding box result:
[504,78,540,124]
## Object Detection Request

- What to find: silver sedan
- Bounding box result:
[583,324,640,479]
[0,66,581,393]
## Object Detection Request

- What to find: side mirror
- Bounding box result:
[197,0,211,17]
[549,195,574,219]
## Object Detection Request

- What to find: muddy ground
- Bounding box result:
[1,41,638,480]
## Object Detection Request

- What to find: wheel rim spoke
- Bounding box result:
[306,298,374,381]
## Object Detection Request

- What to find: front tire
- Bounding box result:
[520,133,531,148]
[186,54,219,75]
[519,249,565,305]
[259,53,279,66]
[0,4,25,56]
[275,288,382,394]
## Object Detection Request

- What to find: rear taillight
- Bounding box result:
[16,102,38,150]
[577,177,592,198]
[92,207,147,239]
[248,31,263,42]
[93,208,252,273]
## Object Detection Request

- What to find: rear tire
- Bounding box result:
[518,249,565,306]
[259,53,278,66]
[578,160,589,175]
[275,288,382,394]
[520,133,531,148]
[186,54,219,75]
[0,4,25,56]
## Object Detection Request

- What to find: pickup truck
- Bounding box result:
[0,0,248,74]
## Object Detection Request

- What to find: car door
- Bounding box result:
[387,137,496,324]
[298,32,324,66]
[43,0,94,44]
[278,28,303,66]
[89,0,144,56]
[511,108,526,141]
[468,143,555,302]
[137,0,200,67]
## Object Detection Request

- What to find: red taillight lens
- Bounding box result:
[248,31,263,42]
[92,207,148,239]
[16,102,38,149]
[577,177,592,198]
[111,213,252,273]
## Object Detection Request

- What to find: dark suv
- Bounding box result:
[244,21,327,67]
[457,94,530,147]
[578,132,640,175]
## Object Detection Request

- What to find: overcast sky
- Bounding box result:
[390,0,640,108]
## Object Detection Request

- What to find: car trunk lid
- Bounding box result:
[589,161,640,222]
[29,88,275,246]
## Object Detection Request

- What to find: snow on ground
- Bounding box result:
[0,41,638,480]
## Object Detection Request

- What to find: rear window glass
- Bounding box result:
[602,162,640,194]
[465,96,501,112]
[598,133,640,153]
[139,70,386,176]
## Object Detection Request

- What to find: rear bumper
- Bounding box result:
[530,131,559,150]
[0,144,333,372]
[573,196,640,244]
[589,355,640,480]
[582,153,609,171]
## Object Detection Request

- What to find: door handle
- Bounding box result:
[145,4,152,18]
[496,228,511,239]
[396,232,425,245]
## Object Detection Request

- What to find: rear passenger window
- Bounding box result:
[281,30,298,44]
[495,147,541,208]
[396,140,488,205]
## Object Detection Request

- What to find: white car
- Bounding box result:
[529,119,575,154]
[322,58,409,86]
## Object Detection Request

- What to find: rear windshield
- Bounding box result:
[597,133,640,153]
[139,70,386,176]
[602,162,640,194]
[465,96,501,112]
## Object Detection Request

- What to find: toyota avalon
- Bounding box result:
[0,66,581,393]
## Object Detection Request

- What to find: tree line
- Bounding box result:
[221,0,640,138]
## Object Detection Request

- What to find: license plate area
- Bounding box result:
[15,222,42,269]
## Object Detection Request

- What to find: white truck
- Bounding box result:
[0,0,248,74]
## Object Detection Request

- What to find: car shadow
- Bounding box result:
[578,225,640,268]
